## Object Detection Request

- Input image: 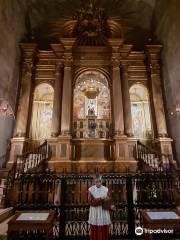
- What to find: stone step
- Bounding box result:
[0,207,14,224]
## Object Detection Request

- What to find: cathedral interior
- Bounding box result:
[0,0,180,239]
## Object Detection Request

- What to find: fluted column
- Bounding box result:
[112,57,124,136]
[14,43,37,137]
[121,62,133,137]
[51,62,63,137]
[146,45,168,137]
[61,54,73,136]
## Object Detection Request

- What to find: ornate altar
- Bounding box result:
[7,0,174,174]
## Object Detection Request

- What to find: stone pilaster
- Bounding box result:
[146,45,168,137]
[14,43,38,137]
[121,62,133,137]
[51,62,63,137]
[109,39,124,136]
[146,45,175,165]
[61,55,73,136]
[111,59,124,136]
[60,38,75,136]
[109,40,137,172]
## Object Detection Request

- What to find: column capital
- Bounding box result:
[60,38,76,49]
[55,61,63,73]
[63,53,73,68]
[120,44,133,58]
[120,61,129,69]
[145,45,163,61]
[51,44,64,58]
[111,56,120,68]
[20,43,38,62]
[145,45,162,74]
[109,38,124,51]
[22,62,34,75]
[120,63,129,79]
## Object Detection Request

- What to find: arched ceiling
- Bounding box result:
[26,0,157,49]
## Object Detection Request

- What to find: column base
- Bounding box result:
[48,161,72,173]
[7,137,28,169]
[47,135,72,173]
[114,160,137,173]
[114,136,137,172]
[14,133,26,138]
[51,133,60,138]
[153,137,177,167]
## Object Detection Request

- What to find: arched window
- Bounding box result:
[130,84,153,140]
[30,83,54,140]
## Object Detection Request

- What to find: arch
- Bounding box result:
[73,70,111,120]
[74,68,111,87]
[30,83,54,140]
[130,83,153,140]
[73,70,112,138]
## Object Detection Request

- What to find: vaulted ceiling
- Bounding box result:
[27,0,157,49]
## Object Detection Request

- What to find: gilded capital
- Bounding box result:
[55,61,63,74]
[121,61,129,69]
[111,57,120,68]
[145,45,163,61]
[20,43,38,61]
[63,54,73,68]
[22,62,34,77]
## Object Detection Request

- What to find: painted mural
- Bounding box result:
[130,84,153,139]
[30,83,54,140]
[73,71,111,120]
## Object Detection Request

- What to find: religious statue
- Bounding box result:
[88,106,95,116]
[73,0,109,40]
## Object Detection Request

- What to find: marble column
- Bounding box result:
[61,54,73,136]
[121,62,133,137]
[112,57,124,136]
[14,43,37,137]
[146,45,168,137]
[51,62,63,137]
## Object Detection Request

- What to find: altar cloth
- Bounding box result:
[17,212,49,221]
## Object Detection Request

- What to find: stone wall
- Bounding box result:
[153,0,180,165]
[0,0,28,162]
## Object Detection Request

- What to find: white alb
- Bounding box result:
[88,185,111,226]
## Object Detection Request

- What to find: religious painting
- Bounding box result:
[30,83,54,140]
[98,87,111,119]
[74,88,85,119]
[130,84,153,140]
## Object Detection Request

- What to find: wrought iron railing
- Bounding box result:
[136,140,174,172]
[17,140,48,175]
[7,171,180,239]
[6,141,49,191]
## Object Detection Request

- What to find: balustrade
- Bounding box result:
[136,141,173,171]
